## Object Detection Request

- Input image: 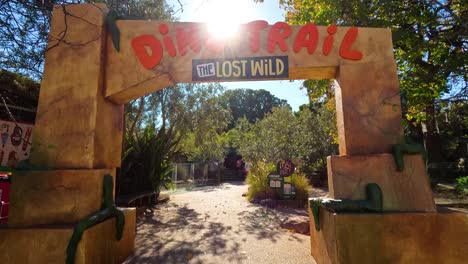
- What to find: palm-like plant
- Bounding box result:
[121,126,177,196]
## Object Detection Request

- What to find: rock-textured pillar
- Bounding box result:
[327,154,436,212]
[335,60,403,155]
[0,5,135,264]
[30,4,123,169]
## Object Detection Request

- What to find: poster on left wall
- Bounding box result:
[0,120,33,167]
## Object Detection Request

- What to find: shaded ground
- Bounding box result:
[433,183,468,211]
[124,182,316,264]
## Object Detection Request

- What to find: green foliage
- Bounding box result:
[219,89,290,129]
[290,172,310,205]
[280,0,467,120]
[281,0,467,164]
[455,176,468,195]
[436,102,468,162]
[246,162,277,201]
[125,83,231,162]
[0,69,40,123]
[296,103,338,173]
[235,103,337,176]
[245,162,311,206]
[121,126,175,195]
[121,83,232,194]
[237,107,299,163]
[0,0,177,79]
[176,83,232,161]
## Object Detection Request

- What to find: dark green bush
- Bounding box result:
[119,127,174,196]
[455,176,468,195]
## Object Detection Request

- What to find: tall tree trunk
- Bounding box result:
[423,103,443,163]
[128,97,145,140]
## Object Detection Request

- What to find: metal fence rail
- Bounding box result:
[170,162,221,190]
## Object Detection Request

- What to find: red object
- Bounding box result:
[294,23,319,54]
[339,27,363,60]
[277,159,295,177]
[322,24,337,56]
[267,22,292,53]
[0,173,11,224]
[243,20,268,52]
[131,34,164,69]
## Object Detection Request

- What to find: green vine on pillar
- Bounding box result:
[66,174,125,264]
[105,10,121,52]
[392,137,427,171]
[105,10,140,52]
[309,183,383,231]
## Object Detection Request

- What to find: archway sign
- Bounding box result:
[1,3,465,264]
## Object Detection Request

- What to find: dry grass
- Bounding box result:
[246,162,276,201]
[246,162,311,206]
[290,172,310,206]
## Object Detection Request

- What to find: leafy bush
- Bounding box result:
[246,162,276,201]
[455,176,468,195]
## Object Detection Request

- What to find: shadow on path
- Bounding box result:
[238,206,305,243]
[125,183,314,264]
[126,202,247,263]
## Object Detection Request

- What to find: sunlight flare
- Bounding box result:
[197,0,255,39]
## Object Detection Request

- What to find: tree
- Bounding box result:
[177,83,232,161]
[0,69,39,123]
[0,0,177,79]
[237,106,299,163]
[295,103,338,173]
[219,89,290,129]
[279,0,467,162]
[121,83,231,193]
[125,83,230,157]
[235,102,338,176]
[436,101,468,162]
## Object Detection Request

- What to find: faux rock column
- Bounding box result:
[0,4,135,264]
[308,46,467,263]
[330,58,435,212]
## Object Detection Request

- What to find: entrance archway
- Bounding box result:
[2,3,459,264]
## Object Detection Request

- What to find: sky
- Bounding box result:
[167,0,309,111]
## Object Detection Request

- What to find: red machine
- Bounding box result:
[0,173,11,224]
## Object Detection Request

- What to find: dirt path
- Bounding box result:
[124,182,316,264]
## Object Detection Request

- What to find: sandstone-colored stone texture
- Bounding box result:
[334,60,403,155]
[308,207,468,264]
[105,21,395,103]
[327,154,436,212]
[8,169,115,227]
[29,3,123,169]
[308,207,337,264]
[0,208,136,264]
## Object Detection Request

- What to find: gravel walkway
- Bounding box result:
[124,182,316,264]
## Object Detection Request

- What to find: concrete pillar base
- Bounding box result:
[0,208,136,263]
[308,206,468,264]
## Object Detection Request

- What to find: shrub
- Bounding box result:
[246,162,276,201]
[246,162,311,206]
[455,176,468,195]
[290,172,310,206]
